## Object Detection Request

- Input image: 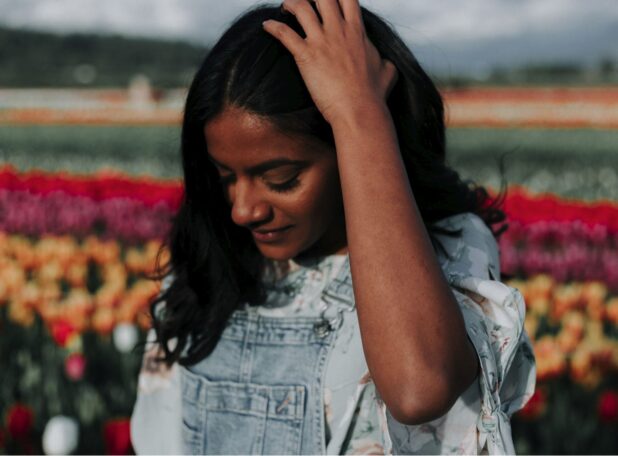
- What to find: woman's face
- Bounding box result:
[204,106,347,261]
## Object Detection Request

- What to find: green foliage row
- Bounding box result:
[2,125,617,201]
[1,306,144,454]
[0,27,208,88]
[512,377,618,454]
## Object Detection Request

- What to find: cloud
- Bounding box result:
[0,0,254,42]
[363,0,618,44]
[1,0,617,74]
[2,0,616,43]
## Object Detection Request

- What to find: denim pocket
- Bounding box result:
[181,367,306,455]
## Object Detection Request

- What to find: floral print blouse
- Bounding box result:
[130,212,536,454]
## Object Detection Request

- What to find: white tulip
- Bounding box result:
[113,323,139,353]
[42,415,79,455]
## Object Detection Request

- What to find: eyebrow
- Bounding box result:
[208,157,309,175]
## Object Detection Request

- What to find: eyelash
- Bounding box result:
[218,175,301,193]
[267,177,301,193]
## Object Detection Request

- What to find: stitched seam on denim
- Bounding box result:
[252,410,267,454]
[180,368,206,454]
[312,330,337,454]
[239,311,258,383]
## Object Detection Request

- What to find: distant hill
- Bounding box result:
[0,26,209,88]
[1,26,616,89]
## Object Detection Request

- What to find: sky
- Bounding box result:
[1,0,617,76]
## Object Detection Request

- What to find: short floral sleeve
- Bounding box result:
[381,213,537,455]
[130,274,184,455]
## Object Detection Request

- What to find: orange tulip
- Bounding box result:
[570,343,594,382]
[0,281,8,306]
[557,329,580,354]
[605,297,618,326]
[524,315,539,341]
[91,307,115,334]
[529,274,555,301]
[10,236,36,270]
[115,303,137,324]
[18,281,41,309]
[36,260,64,285]
[561,311,585,339]
[66,262,88,288]
[39,282,62,306]
[8,300,35,327]
[1,263,26,295]
[124,247,145,274]
[528,297,550,317]
[95,283,125,309]
[534,335,567,381]
[136,310,152,330]
[581,281,607,321]
[551,283,583,321]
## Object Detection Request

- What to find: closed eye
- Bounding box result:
[266,175,301,193]
[261,165,303,192]
[217,174,300,194]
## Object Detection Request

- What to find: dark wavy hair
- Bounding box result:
[149,2,508,366]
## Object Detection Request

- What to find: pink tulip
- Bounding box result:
[64,352,87,381]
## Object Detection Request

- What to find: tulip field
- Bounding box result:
[1,86,618,454]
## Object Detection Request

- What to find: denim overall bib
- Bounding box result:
[180,256,355,455]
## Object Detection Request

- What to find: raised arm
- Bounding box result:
[263,0,479,424]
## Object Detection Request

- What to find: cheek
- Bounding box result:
[276,189,322,222]
[316,164,342,203]
[295,171,342,222]
[271,165,341,226]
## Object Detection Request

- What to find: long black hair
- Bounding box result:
[149,3,508,366]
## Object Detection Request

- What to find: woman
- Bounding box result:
[131,1,536,454]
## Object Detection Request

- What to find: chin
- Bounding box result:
[256,245,298,262]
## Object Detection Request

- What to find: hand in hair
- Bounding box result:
[262,0,398,125]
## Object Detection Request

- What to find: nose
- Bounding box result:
[229,179,272,227]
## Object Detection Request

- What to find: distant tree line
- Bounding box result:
[0,27,209,88]
[440,59,618,88]
[1,26,616,88]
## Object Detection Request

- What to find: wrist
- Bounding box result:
[328,99,394,135]
[326,100,392,132]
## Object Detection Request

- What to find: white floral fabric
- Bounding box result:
[130,212,536,454]
[379,213,537,455]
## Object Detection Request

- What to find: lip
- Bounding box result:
[251,225,293,243]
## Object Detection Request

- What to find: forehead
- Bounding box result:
[204,107,318,166]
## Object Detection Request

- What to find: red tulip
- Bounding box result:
[517,388,547,420]
[5,404,33,441]
[598,390,618,423]
[103,418,133,455]
[50,319,76,347]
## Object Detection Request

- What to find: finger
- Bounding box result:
[281,0,323,38]
[315,0,344,30]
[263,20,308,57]
[338,0,363,27]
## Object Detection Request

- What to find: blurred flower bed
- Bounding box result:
[1,165,617,454]
[0,166,176,454]
[497,190,618,453]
